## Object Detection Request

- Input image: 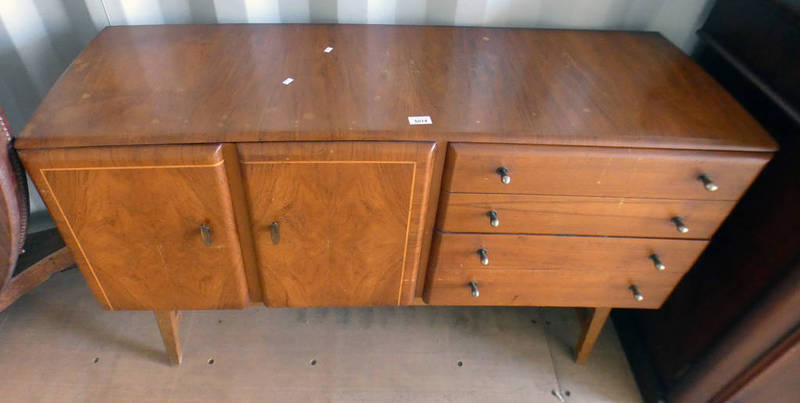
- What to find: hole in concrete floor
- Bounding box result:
[310,359,317,366]
[218,319,223,324]
[457,361,463,367]
[208,358,215,365]
[92,357,99,364]
[565,390,571,396]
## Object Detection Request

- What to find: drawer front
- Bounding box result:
[424,268,683,309]
[438,193,735,238]
[445,143,770,200]
[430,233,707,274]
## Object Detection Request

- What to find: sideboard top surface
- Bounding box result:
[16,24,776,151]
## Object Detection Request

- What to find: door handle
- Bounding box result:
[270,221,280,245]
[200,224,212,246]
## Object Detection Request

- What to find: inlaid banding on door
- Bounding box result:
[237,141,435,307]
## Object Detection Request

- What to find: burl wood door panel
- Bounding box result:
[239,142,435,307]
[20,144,251,310]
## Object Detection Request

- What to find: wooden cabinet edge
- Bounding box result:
[411,140,446,301]
[19,148,113,310]
[400,141,438,304]
[221,144,263,304]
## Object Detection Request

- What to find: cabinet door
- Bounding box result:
[20,144,251,310]
[239,142,435,307]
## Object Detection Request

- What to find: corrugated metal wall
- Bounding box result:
[0,0,715,216]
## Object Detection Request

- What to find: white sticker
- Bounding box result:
[324,46,333,53]
[282,77,294,85]
[408,115,433,125]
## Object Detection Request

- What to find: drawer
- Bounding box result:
[438,193,735,238]
[429,233,707,274]
[424,268,683,309]
[445,143,770,200]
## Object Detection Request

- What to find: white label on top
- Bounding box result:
[282,77,294,85]
[324,46,334,53]
[408,116,433,125]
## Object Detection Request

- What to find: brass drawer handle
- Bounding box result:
[649,254,666,271]
[477,248,489,266]
[469,281,480,298]
[496,166,511,184]
[270,221,280,245]
[629,285,644,301]
[200,224,212,246]
[671,216,689,233]
[487,210,499,227]
[698,174,718,192]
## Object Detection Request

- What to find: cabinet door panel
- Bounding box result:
[20,144,250,310]
[239,142,435,307]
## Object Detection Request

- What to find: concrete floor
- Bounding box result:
[0,269,642,402]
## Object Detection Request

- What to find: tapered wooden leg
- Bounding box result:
[575,307,611,364]
[154,310,182,365]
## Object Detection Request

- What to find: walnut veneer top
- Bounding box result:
[17,24,776,151]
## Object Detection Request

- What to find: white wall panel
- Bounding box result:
[338,0,368,23]
[393,0,427,24]
[119,0,165,24]
[454,0,487,26]
[367,0,395,24]
[243,0,280,23]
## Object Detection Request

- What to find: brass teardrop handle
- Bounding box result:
[649,254,666,271]
[671,217,689,233]
[698,174,718,192]
[488,210,499,227]
[629,285,644,301]
[200,224,212,246]
[270,221,280,245]
[477,248,489,266]
[496,167,511,184]
[469,281,480,298]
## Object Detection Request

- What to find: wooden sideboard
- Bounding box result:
[15,25,776,365]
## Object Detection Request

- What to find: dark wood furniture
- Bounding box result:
[14,25,776,365]
[0,108,75,312]
[615,0,800,401]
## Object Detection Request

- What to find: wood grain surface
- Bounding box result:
[19,144,251,310]
[0,247,74,312]
[438,193,736,238]
[444,143,771,200]
[428,232,707,274]
[239,142,434,306]
[221,144,263,302]
[16,25,775,152]
[154,310,182,365]
[424,266,684,308]
[576,307,612,364]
